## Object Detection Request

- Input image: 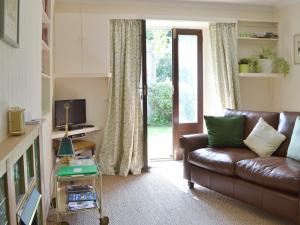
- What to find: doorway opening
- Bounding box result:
[146,28,173,161]
[145,20,206,165]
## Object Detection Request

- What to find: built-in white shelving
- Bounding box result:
[239,73,282,78]
[238,37,278,41]
[54,73,112,79]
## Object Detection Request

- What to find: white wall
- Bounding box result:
[0,0,42,141]
[54,1,275,120]
[273,3,300,111]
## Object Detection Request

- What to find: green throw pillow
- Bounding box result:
[204,115,246,148]
[287,116,300,161]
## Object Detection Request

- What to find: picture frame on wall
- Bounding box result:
[295,34,300,64]
[0,0,20,48]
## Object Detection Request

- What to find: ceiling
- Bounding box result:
[57,0,300,7]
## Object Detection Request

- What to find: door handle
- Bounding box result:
[143,85,147,96]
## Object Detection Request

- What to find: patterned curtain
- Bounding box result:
[99,19,144,176]
[209,23,240,109]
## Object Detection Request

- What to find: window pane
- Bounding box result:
[178,35,198,123]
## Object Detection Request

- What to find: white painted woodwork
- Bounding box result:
[51,126,100,139]
[0,125,42,225]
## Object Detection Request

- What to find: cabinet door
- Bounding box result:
[82,14,110,74]
[54,13,82,75]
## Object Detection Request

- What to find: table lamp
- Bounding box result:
[57,103,74,163]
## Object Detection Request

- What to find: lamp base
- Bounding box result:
[59,156,73,165]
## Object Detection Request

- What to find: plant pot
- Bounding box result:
[259,59,273,73]
[239,64,249,73]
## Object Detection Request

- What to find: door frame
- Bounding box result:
[172,29,203,160]
[141,20,149,171]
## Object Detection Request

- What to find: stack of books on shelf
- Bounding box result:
[66,185,97,211]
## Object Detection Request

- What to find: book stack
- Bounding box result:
[66,185,97,211]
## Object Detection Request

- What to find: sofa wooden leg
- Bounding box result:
[188,181,194,189]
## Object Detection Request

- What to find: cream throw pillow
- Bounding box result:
[243,118,286,156]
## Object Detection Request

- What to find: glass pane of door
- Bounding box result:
[178,34,198,123]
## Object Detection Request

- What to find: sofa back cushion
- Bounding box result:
[275,112,300,157]
[224,109,279,138]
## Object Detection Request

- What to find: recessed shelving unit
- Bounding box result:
[237,20,280,111]
[41,0,52,117]
[237,20,280,77]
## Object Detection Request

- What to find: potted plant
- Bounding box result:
[238,58,250,73]
[248,56,262,73]
[258,47,276,73]
[274,57,290,76]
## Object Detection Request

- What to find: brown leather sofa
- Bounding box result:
[180,109,300,224]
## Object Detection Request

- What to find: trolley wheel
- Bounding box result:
[100,216,109,225]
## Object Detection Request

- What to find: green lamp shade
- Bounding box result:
[57,137,74,157]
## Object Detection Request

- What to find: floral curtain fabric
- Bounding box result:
[209,23,240,109]
[99,19,144,176]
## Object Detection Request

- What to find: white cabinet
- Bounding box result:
[82,14,110,74]
[54,12,110,76]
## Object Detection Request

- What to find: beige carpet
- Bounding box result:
[48,161,295,225]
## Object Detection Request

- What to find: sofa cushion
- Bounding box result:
[287,116,300,161]
[243,118,286,157]
[188,148,258,176]
[225,109,279,138]
[236,157,300,194]
[204,115,246,148]
[275,112,300,157]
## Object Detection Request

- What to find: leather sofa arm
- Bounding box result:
[180,133,208,180]
[180,133,208,153]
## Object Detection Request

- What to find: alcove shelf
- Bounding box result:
[238,37,278,41]
[53,73,112,79]
[239,73,283,78]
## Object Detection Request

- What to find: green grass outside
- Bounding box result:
[148,125,172,136]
